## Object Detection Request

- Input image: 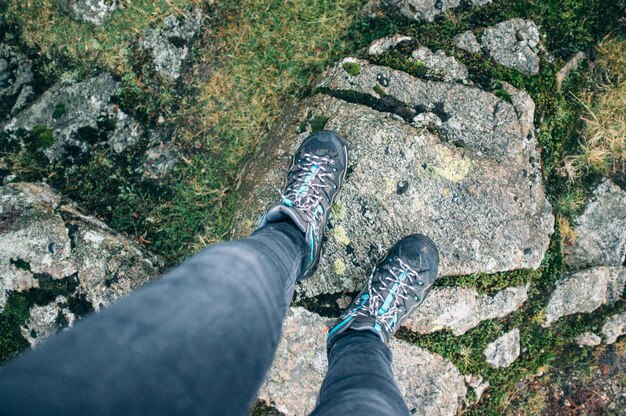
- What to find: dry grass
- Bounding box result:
[557,215,577,247]
[563,37,626,180]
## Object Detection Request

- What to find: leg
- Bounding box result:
[0,221,306,416]
[312,330,409,415]
[314,235,440,416]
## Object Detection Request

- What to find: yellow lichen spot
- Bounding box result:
[334,258,346,276]
[334,225,351,245]
[413,196,424,213]
[442,187,451,197]
[432,145,471,182]
[331,202,345,220]
[382,176,395,194]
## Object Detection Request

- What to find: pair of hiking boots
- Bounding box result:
[258,131,440,345]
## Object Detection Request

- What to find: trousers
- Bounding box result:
[0,221,408,415]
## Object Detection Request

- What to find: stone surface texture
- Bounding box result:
[480,19,542,75]
[411,46,468,81]
[556,52,586,91]
[57,0,117,25]
[234,58,554,297]
[259,307,466,415]
[0,182,163,341]
[544,267,625,326]
[602,313,626,345]
[367,34,413,56]
[139,10,203,80]
[464,374,490,404]
[402,285,529,335]
[20,296,75,347]
[0,43,35,119]
[454,30,481,54]
[564,179,626,269]
[484,329,521,368]
[364,0,493,23]
[2,74,148,160]
[575,331,602,347]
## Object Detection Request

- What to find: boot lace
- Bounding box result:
[354,257,425,333]
[279,153,336,233]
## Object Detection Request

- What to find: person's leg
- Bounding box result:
[312,330,408,415]
[313,235,441,416]
[0,221,306,416]
[0,130,348,416]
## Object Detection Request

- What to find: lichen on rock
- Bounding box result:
[364,0,493,23]
[234,58,553,297]
[0,43,35,119]
[0,181,163,345]
[543,267,625,326]
[602,312,626,345]
[483,328,520,368]
[56,0,117,25]
[2,73,146,161]
[402,285,529,335]
[564,179,626,269]
[139,9,204,81]
[455,19,543,76]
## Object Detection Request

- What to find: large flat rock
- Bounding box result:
[260,307,466,415]
[233,62,553,297]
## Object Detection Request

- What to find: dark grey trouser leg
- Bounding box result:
[0,222,306,416]
[312,330,409,416]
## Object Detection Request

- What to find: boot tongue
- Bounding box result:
[264,204,308,234]
[350,317,387,343]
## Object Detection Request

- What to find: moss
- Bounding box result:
[372,84,387,96]
[31,125,55,149]
[309,114,330,132]
[52,102,66,119]
[342,61,362,76]
[492,89,512,102]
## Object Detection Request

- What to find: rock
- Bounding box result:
[402,285,529,335]
[20,296,75,347]
[315,59,540,161]
[410,46,468,81]
[575,332,601,347]
[479,19,542,75]
[234,58,553,297]
[556,52,586,92]
[602,313,626,345]
[464,374,490,404]
[364,0,492,23]
[0,182,163,332]
[454,30,481,54]
[139,9,203,80]
[543,267,625,326]
[142,141,179,180]
[2,73,147,161]
[260,307,466,415]
[56,0,117,25]
[484,329,520,368]
[0,182,76,281]
[564,179,626,269]
[0,43,35,119]
[367,34,413,56]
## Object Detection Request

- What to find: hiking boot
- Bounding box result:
[258,130,348,280]
[328,235,439,345]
